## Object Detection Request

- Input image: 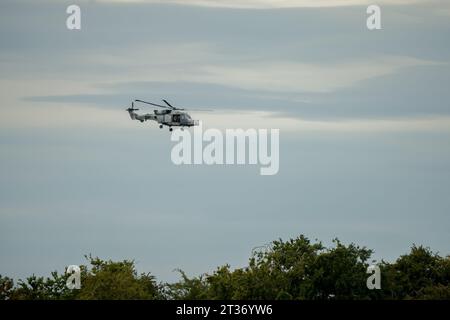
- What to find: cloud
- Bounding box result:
[69,50,437,94]
[190,56,438,93]
[200,111,450,133]
[73,49,438,94]
[21,57,449,123]
[98,0,420,9]
[4,98,450,134]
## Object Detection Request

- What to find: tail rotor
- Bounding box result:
[126,101,139,112]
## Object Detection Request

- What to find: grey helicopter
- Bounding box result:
[126,99,205,131]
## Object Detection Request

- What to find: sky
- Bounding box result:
[0,0,449,282]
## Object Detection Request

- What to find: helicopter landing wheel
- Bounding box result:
[169,127,173,132]
[159,125,163,129]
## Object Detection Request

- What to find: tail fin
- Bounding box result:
[128,111,136,120]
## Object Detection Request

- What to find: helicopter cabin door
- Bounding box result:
[172,114,181,124]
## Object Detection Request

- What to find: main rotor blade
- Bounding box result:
[134,99,170,109]
[162,99,176,109]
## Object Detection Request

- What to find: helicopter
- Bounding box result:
[126,99,203,131]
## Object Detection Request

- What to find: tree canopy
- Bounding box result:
[1,235,448,300]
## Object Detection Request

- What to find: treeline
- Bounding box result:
[1,235,449,300]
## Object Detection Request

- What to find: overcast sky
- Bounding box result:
[1,0,449,282]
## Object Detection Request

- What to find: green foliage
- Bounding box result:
[77,255,160,300]
[380,245,450,300]
[2,256,160,300]
[161,236,449,300]
[175,236,374,300]
[7,271,78,300]
[0,275,14,300]
[163,269,209,300]
[1,235,449,300]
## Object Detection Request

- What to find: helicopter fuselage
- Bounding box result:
[128,109,199,129]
